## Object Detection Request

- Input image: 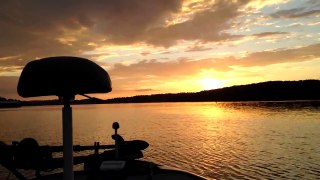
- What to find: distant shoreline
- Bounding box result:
[1,100,320,110]
[1,80,320,107]
[102,80,320,104]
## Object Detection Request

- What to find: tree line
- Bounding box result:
[105,80,320,103]
[1,80,320,107]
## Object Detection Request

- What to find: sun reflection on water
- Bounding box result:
[1,102,320,179]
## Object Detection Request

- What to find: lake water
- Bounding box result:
[1,101,320,179]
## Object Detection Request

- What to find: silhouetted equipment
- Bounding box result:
[5,56,205,179]
[0,125,204,179]
[112,122,120,130]
[0,136,149,168]
[17,56,112,98]
[16,56,112,180]
[113,122,120,159]
[14,138,41,170]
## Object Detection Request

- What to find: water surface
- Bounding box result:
[1,101,320,179]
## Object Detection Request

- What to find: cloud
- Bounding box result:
[145,0,250,46]
[251,32,288,38]
[110,43,320,79]
[307,0,320,8]
[109,58,230,80]
[0,0,254,62]
[185,45,213,52]
[134,88,155,92]
[238,43,320,67]
[140,51,151,56]
[1,43,320,99]
[246,0,289,9]
[270,8,320,19]
[88,0,183,44]
[0,76,19,98]
[102,43,320,96]
[1,0,319,79]
[0,0,182,60]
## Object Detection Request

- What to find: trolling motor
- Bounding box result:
[109,122,145,160]
[98,122,125,171]
[85,122,149,171]
[90,122,149,165]
[1,122,150,179]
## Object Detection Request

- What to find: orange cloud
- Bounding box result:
[110,43,320,78]
[1,43,320,99]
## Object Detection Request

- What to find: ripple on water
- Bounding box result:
[1,102,320,180]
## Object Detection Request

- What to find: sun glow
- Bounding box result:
[200,78,225,90]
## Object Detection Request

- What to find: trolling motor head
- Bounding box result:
[112,122,120,131]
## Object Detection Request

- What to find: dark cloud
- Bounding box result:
[185,45,213,52]
[0,0,92,58]
[252,32,288,38]
[146,0,250,46]
[0,0,182,60]
[0,0,316,73]
[160,51,173,54]
[307,0,320,6]
[140,51,151,56]
[270,8,320,19]
[87,0,183,44]
[0,0,253,61]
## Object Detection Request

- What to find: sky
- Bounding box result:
[0,0,320,100]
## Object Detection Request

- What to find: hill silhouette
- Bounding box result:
[0,97,21,108]
[2,80,319,107]
[105,80,320,103]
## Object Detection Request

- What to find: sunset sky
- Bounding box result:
[1,0,320,100]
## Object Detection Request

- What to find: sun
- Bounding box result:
[200,78,225,90]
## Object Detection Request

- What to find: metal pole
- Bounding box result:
[62,98,74,180]
[115,129,118,159]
